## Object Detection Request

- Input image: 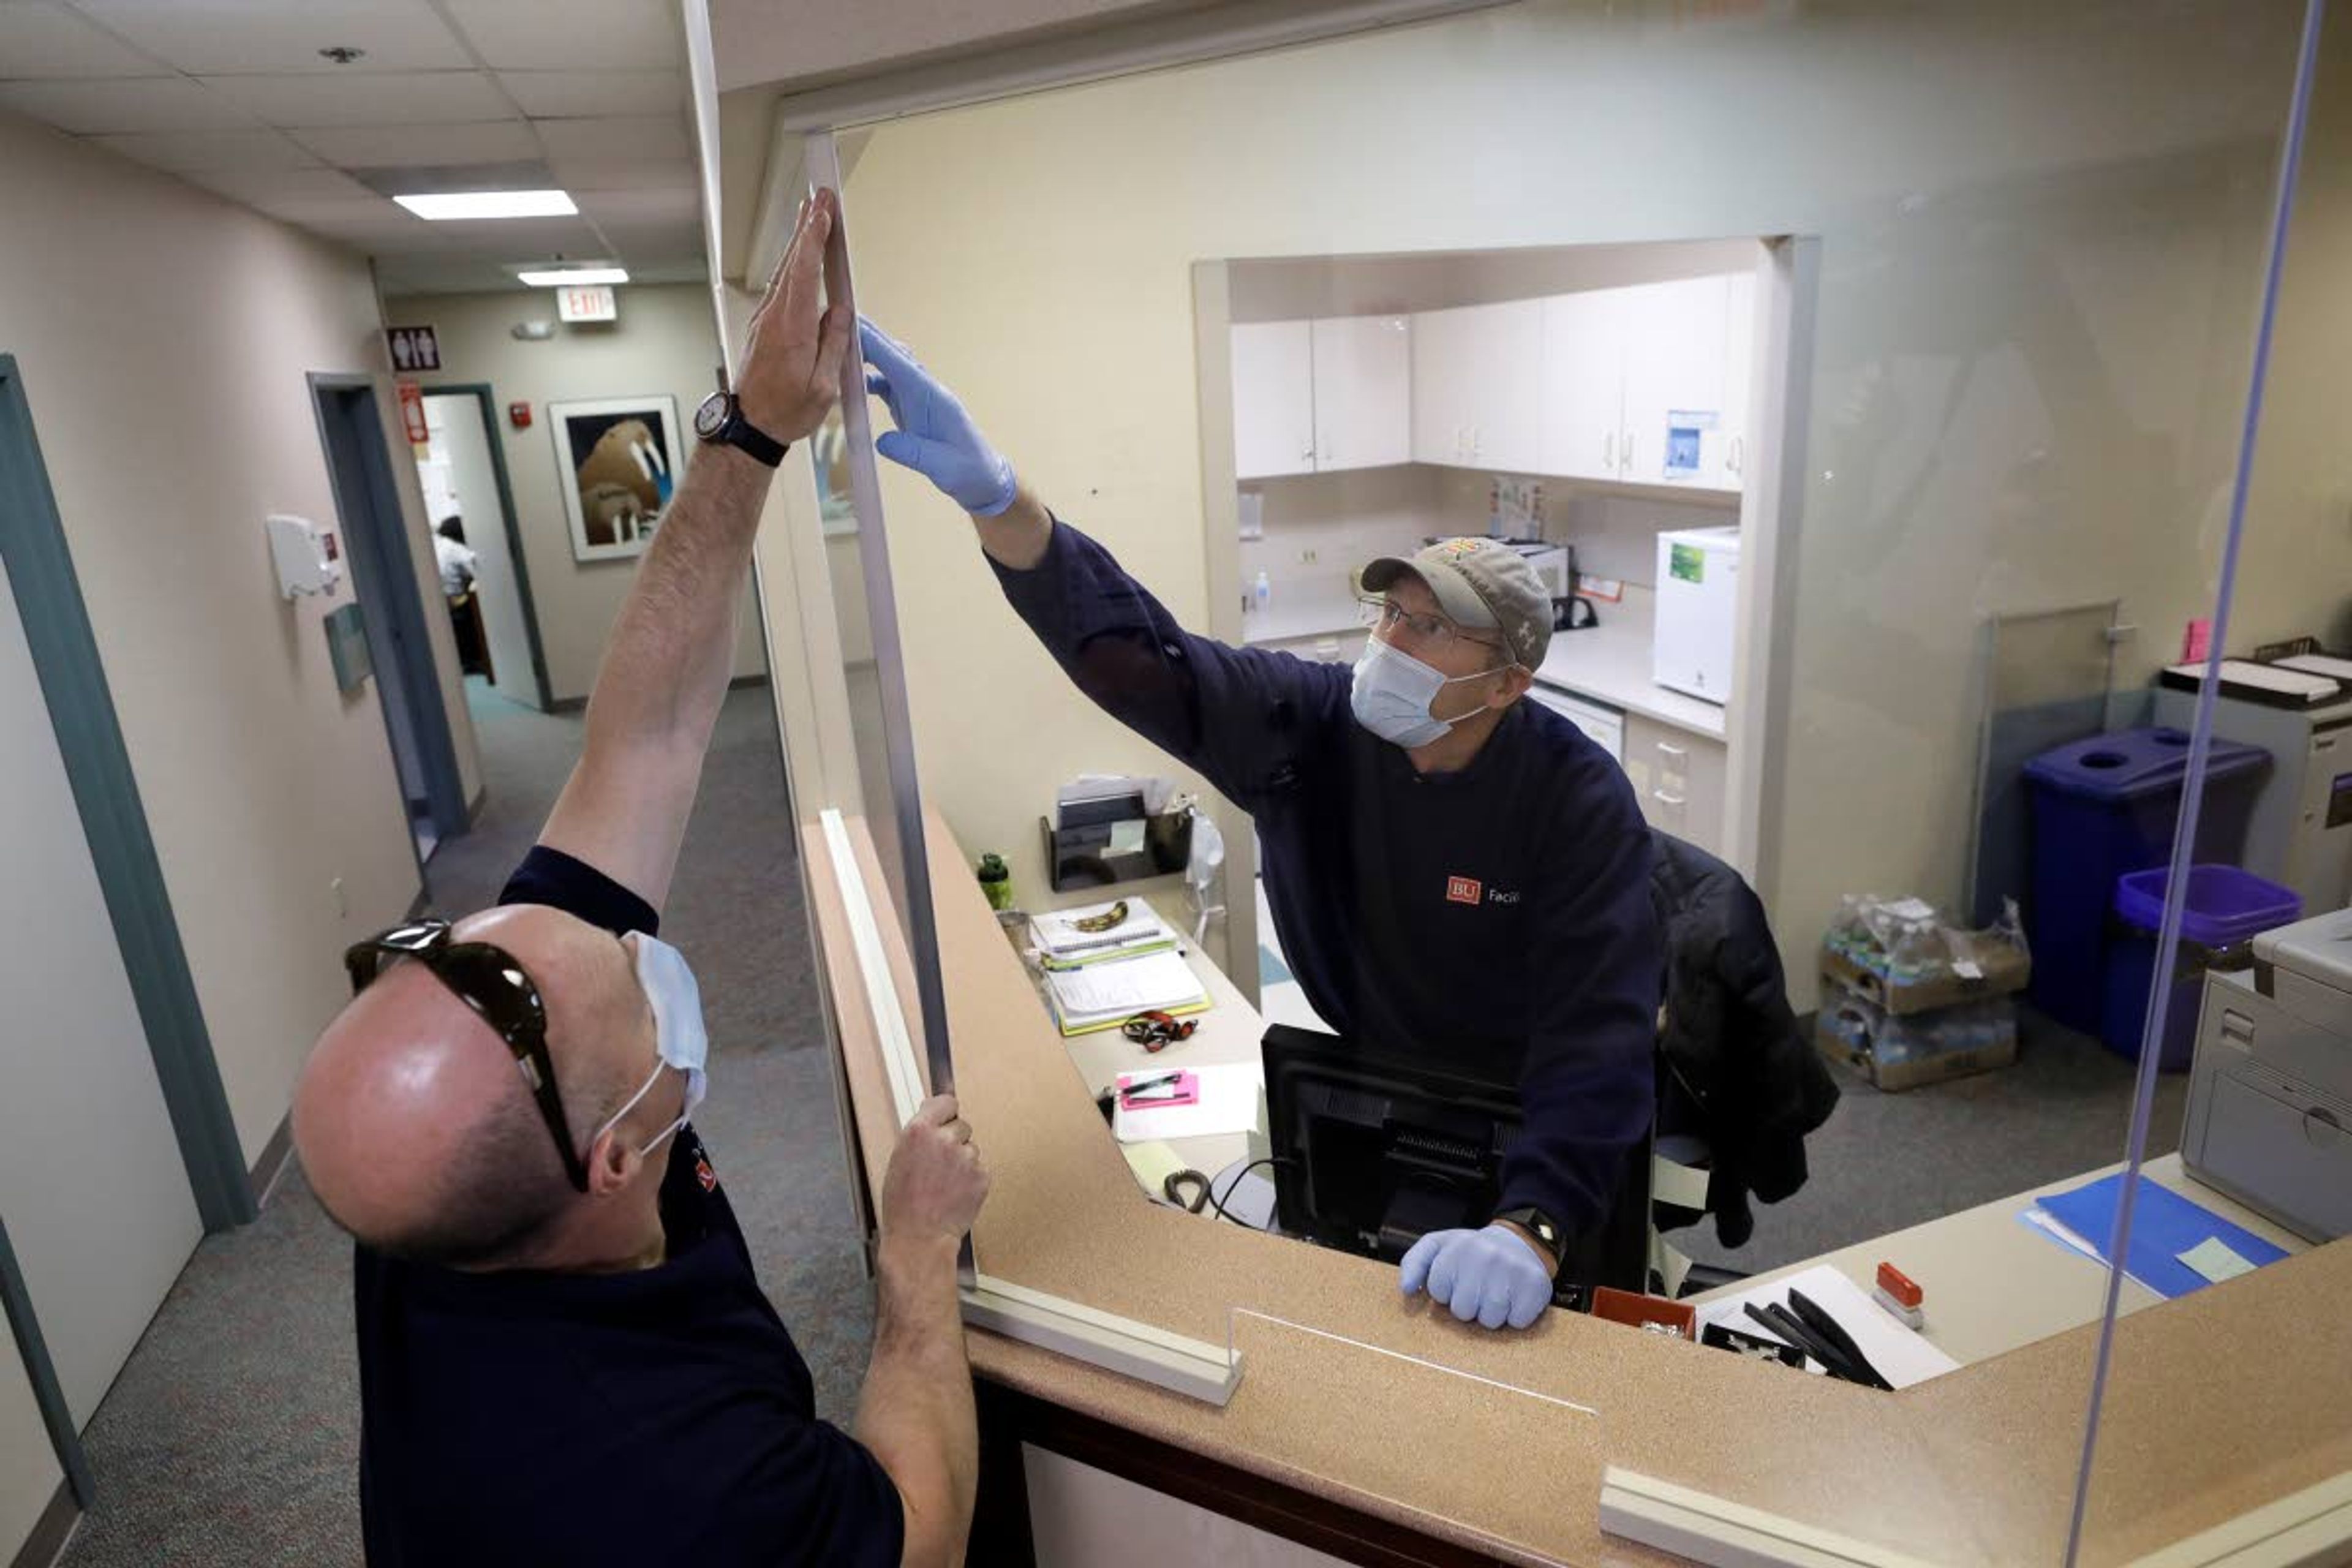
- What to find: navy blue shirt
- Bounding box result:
[996,522,1661,1229]
[352,846,903,1567]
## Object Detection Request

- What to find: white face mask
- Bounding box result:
[595,932,709,1161]
[1349,639,1502,749]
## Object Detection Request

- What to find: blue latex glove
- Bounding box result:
[1399,1224,1554,1330]
[858,316,1018,517]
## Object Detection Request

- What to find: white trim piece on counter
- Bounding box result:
[1599,1468,1944,1568]
[2122,1473,2352,1568]
[817,808,1246,1408]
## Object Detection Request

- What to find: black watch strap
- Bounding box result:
[709,394,787,468]
[1493,1205,1566,1276]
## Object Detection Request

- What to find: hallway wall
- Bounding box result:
[389,283,769,705]
[0,109,474,1164]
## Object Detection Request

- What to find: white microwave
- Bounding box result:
[1653,526,1741,704]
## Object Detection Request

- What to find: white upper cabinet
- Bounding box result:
[1231,320,1316,479]
[1310,315,1411,472]
[1537,287,1629,481]
[1721,269,1757,488]
[1618,276,1732,486]
[1409,298,1542,472]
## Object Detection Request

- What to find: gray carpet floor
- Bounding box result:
[59,679,873,1568]
[54,679,2186,1565]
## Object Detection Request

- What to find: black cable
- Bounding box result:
[1209,1156,1294,1229]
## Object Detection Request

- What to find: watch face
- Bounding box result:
[693,390,730,440]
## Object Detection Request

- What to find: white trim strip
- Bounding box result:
[2123,1473,2352,1568]
[1599,1468,1945,1568]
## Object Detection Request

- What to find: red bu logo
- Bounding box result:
[1446,875,1482,905]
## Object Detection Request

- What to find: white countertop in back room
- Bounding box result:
[1534,585,1728,740]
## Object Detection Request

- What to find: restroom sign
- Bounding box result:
[385,325,441,372]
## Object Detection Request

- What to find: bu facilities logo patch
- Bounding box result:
[1446,875,1482,905]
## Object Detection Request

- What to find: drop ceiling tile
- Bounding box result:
[91,126,318,170]
[531,113,687,162]
[178,164,380,203]
[448,213,604,254]
[290,117,535,167]
[546,154,696,192]
[0,2,170,78]
[439,0,680,71]
[70,0,472,74]
[257,195,449,252]
[198,68,508,127]
[495,68,679,119]
[0,75,254,132]
[573,185,696,225]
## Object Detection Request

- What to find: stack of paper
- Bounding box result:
[1031,897,1177,970]
[1043,949,1209,1037]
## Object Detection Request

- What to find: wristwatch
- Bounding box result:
[693,390,787,467]
[1493,1205,1566,1276]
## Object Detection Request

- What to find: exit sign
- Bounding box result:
[557,284,617,323]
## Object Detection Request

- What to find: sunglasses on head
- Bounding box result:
[344,919,589,1193]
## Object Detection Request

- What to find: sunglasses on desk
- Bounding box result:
[344,919,589,1193]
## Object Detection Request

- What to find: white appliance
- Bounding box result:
[1528,685,1623,763]
[1653,524,1741,704]
[2183,907,2352,1242]
[1508,542,1570,600]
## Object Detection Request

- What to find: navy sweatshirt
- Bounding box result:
[993,520,1662,1232]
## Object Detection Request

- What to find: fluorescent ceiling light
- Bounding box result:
[394,189,576,221]
[516,266,629,287]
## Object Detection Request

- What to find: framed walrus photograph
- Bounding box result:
[549,395,681,562]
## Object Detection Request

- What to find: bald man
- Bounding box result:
[293,190,989,1568]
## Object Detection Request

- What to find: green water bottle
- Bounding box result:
[976,852,1014,911]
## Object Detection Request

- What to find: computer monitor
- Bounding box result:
[1260,1022,1651,1298]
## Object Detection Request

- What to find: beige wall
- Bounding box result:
[390,283,767,706]
[2231,12,2352,658]
[823,0,2304,1009]
[0,110,474,1161]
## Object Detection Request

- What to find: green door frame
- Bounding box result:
[418,382,554,710]
[0,355,252,1235]
[0,1216,91,1509]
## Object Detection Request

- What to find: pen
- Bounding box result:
[1122,1070,1181,1093]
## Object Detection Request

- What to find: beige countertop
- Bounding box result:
[807,810,2352,1567]
[1534,585,1728,741]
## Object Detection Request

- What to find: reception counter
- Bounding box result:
[805,811,2352,1566]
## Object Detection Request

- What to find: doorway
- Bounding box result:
[415,388,551,712]
[309,377,469,861]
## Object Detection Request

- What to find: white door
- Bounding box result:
[0,556,203,1431]
[426,394,538,707]
[1538,288,1628,481]
[1461,298,1544,473]
[1308,315,1410,472]
[1230,321,1316,479]
[1409,304,1478,466]
[1619,276,1731,486]
[1718,270,1758,488]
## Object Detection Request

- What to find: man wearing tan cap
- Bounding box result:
[862,320,1660,1333]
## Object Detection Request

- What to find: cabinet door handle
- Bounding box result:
[1653,791,1687,807]
[1728,435,1744,473]
[1619,431,1633,472]
[1656,741,1689,761]
[1602,432,1614,469]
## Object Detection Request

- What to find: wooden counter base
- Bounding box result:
[804,812,2352,1567]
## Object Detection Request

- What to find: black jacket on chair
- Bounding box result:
[1649,831,1839,1248]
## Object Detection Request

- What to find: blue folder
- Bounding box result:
[2036,1173,2290,1300]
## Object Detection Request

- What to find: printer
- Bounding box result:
[2182,907,2352,1242]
